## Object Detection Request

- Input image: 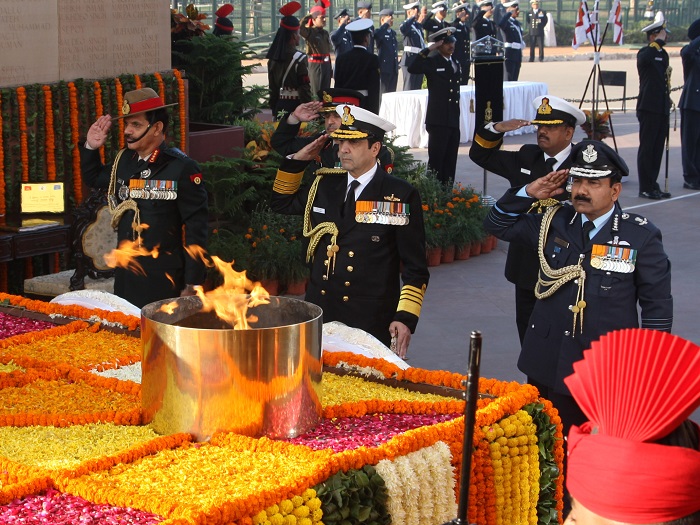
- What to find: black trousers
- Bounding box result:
[505,57,521,82]
[515,284,537,345]
[529,33,544,61]
[637,110,669,193]
[426,125,460,184]
[681,108,700,185]
[380,71,399,97]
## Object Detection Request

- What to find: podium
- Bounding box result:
[471,36,505,127]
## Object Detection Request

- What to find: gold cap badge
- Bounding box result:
[537,97,553,115]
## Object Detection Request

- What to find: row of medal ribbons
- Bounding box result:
[125,179,178,200]
[355,201,410,225]
[590,244,637,273]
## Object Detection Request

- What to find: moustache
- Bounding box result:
[574,195,591,203]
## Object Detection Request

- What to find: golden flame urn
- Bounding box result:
[141,296,323,441]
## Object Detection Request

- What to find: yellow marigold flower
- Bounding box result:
[293,505,310,518]
[270,514,285,525]
[312,508,323,522]
[291,495,304,508]
[302,488,316,501]
[306,498,322,511]
[280,500,294,514]
[267,504,280,517]
[298,518,313,525]
[284,515,297,525]
[253,511,268,524]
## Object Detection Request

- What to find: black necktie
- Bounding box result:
[582,220,595,245]
[342,180,360,218]
[545,157,557,173]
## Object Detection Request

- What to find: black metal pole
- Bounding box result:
[454,330,482,525]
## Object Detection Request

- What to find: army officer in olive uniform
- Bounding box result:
[407,26,462,184]
[270,105,429,357]
[81,88,209,308]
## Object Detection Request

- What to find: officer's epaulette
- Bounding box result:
[315,167,347,176]
[650,41,662,51]
[162,147,191,160]
[620,211,651,228]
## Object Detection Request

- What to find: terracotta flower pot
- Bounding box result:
[470,241,482,256]
[490,235,498,250]
[440,245,456,263]
[455,243,471,260]
[284,279,307,296]
[260,279,280,296]
[480,237,492,254]
[426,247,442,267]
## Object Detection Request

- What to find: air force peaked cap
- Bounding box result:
[346,18,374,32]
[569,140,629,179]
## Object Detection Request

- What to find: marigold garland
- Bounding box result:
[67,82,82,202]
[172,69,187,151]
[0,293,140,330]
[134,74,143,90]
[0,456,53,506]
[16,87,29,183]
[154,71,166,103]
[43,86,57,181]
[93,81,106,164]
[115,77,125,149]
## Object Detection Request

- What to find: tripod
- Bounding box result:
[576,10,620,151]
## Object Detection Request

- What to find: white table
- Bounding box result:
[379,81,549,148]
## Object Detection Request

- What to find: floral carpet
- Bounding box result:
[0,294,564,525]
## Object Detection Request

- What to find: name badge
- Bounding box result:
[437,68,446,72]
[313,206,325,214]
[520,168,531,175]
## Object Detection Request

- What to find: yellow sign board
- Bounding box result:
[20,183,65,214]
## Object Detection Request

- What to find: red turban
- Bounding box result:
[564,329,700,524]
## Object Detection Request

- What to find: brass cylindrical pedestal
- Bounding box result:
[141,296,323,441]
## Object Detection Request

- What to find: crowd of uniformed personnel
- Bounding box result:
[267,0,544,121]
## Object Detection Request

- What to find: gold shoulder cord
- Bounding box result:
[527,198,560,214]
[534,205,587,336]
[303,175,340,279]
[107,149,143,241]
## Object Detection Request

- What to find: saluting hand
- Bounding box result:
[291,133,329,161]
[525,169,568,199]
[86,115,113,150]
[493,119,531,133]
[291,101,325,124]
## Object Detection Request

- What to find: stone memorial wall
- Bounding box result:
[1,0,171,87]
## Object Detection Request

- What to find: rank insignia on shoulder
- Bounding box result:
[148,148,161,164]
[190,174,203,185]
[634,216,648,226]
[385,164,394,174]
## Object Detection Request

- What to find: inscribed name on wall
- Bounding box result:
[0,0,171,87]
